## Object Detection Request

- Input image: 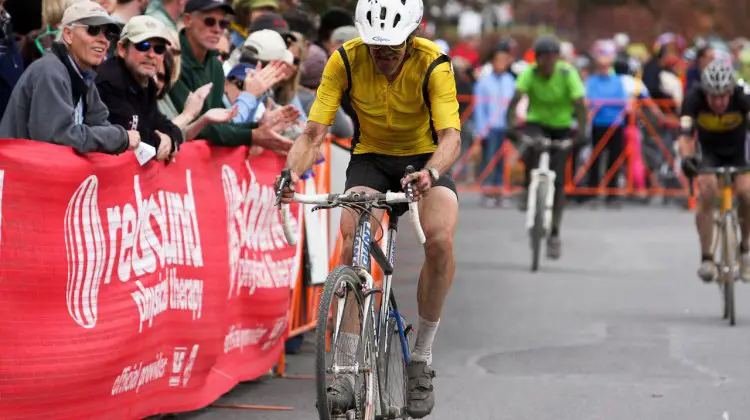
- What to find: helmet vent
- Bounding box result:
[379,7,387,28]
[401,0,406,5]
[393,13,401,27]
[366,11,372,26]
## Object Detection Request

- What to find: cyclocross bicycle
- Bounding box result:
[521,134,572,272]
[689,165,750,326]
[276,166,426,420]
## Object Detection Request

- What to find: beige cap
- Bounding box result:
[120,15,171,44]
[243,29,293,64]
[61,0,117,27]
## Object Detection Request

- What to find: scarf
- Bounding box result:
[50,42,90,117]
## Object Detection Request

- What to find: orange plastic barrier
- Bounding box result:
[452,96,693,207]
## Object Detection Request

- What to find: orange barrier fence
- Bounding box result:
[452,96,695,206]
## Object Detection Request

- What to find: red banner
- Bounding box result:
[0,139,302,420]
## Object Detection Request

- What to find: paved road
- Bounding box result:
[174,194,750,420]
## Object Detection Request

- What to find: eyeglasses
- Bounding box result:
[368,40,407,52]
[203,17,231,29]
[133,40,166,55]
[70,23,119,41]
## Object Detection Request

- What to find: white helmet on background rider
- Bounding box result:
[701,59,737,95]
[355,0,423,46]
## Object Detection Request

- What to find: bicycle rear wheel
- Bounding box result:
[377,292,411,419]
[530,181,547,272]
[315,266,380,419]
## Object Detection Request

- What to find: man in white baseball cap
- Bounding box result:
[242,29,294,64]
[0,0,139,154]
[95,15,183,162]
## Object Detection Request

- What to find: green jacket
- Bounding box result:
[169,30,257,146]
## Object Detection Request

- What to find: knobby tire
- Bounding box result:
[315,266,377,419]
[377,292,409,419]
[531,181,547,272]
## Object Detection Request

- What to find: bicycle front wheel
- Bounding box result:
[722,214,737,326]
[315,266,379,419]
[531,181,547,272]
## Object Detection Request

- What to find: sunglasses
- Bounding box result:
[203,17,231,29]
[72,23,119,41]
[133,40,166,55]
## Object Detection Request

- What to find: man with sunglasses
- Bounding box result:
[168,0,299,154]
[96,15,183,162]
[679,59,750,283]
[275,0,461,417]
[0,0,141,154]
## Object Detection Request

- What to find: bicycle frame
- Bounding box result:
[525,147,556,231]
[350,208,411,368]
[524,136,570,231]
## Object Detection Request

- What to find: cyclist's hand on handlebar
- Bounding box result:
[401,169,432,200]
[681,156,699,178]
[274,169,300,205]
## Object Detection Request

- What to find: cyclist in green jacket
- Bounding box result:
[507,34,589,259]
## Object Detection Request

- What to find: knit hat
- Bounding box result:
[300,43,327,89]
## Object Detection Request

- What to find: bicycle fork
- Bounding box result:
[525,150,556,233]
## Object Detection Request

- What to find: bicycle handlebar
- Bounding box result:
[686,165,750,197]
[519,134,573,151]
[276,166,426,247]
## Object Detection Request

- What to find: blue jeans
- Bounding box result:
[480,128,506,191]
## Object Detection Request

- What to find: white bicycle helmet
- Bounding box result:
[355,0,423,46]
[701,59,736,95]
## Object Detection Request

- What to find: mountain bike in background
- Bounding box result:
[521,134,572,272]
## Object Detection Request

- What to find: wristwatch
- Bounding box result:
[424,166,439,184]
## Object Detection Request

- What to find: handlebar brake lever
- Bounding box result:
[371,203,393,212]
[275,168,292,206]
[311,204,337,212]
[404,165,417,202]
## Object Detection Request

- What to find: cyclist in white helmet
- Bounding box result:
[275,0,462,417]
[679,59,750,282]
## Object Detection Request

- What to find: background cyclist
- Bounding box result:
[506,34,588,260]
[678,59,750,283]
[275,0,461,416]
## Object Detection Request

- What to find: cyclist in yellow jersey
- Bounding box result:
[275,0,461,416]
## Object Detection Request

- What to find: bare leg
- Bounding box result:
[406,186,458,419]
[696,175,718,282]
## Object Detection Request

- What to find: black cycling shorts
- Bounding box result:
[699,138,750,169]
[344,153,458,216]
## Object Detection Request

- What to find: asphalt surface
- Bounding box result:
[173,194,750,420]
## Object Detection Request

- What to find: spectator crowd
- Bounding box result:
[0,0,360,165]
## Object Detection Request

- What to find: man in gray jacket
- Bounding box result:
[0,0,141,154]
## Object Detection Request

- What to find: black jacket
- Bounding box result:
[95,56,183,152]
